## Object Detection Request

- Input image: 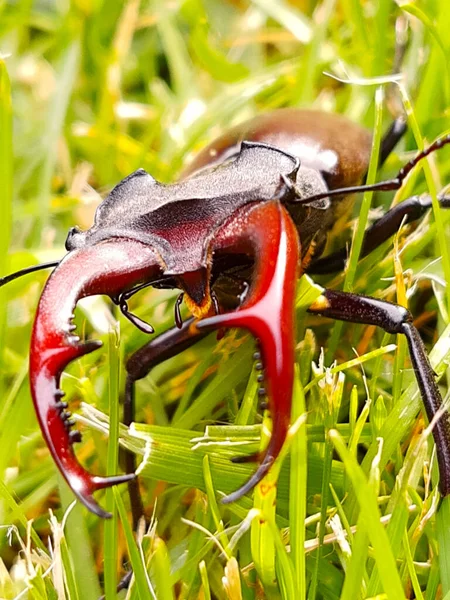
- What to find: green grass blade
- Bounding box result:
[326,86,384,361]
[35,38,81,239]
[340,513,369,600]
[400,2,450,106]
[330,430,406,599]
[114,487,155,598]
[0,57,12,269]
[402,530,424,600]
[199,560,212,600]
[251,0,311,43]
[437,496,450,594]
[0,57,12,399]
[308,372,345,600]
[151,537,175,600]
[399,83,450,319]
[104,325,121,599]
[59,479,102,600]
[289,368,307,599]
[251,413,278,593]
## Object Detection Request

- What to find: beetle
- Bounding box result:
[2,108,450,521]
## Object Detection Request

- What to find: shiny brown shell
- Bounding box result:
[184,108,372,190]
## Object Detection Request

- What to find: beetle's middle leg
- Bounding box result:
[309,193,450,274]
[124,318,208,528]
[308,288,450,496]
[377,116,407,169]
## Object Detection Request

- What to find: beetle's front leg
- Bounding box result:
[197,201,300,503]
[308,289,450,495]
[124,318,207,527]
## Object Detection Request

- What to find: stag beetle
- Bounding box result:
[2,108,450,520]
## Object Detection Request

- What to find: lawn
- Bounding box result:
[1,1,450,598]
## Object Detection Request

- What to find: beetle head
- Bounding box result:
[28,142,302,515]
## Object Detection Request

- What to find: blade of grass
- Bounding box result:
[250,0,311,43]
[330,430,406,599]
[177,492,213,595]
[0,479,46,552]
[35,37,81,240]
[151,537,175,600]
[261,512,296,600]
[60,534,80,600]
[365,493,410,596]
[155,4,197,101]
[349,323,450,519]
[59,476,102,600]
[173,338,253,429]
[326,86,384,362]
[114,486,156,598]
[295,0,336,106]
[339,0,369,60]
[399,2,450,106]
[190,23,249,83]
[234,365,258,427]
[339,513,369,600]
[289,368,307,599]
[199,560,212,600]
[308,372,345,600]
[372,0,391,76]
[251,412,278,593]
[0,57,12,264]
[0,57,12,401]
[402,530,424,600]
[0,364,31,484]
[437,496,450,594]
[96,0,141,183]
[82,405,346,516]
[104,325,121,599]
[203,454,232,558]
[399,83,450,319]
[426,550,441,600]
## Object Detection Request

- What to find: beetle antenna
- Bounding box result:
[114,279,171,335]
[293,132,450,204]
[118,298,154,334]
[0,260,60,287]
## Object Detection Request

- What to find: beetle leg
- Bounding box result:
[308,289,450,496]
[377,116,407,169]
[309,194,450,274]
[123,317,207,527]
[30,239,163,517]
[197,201,300,504]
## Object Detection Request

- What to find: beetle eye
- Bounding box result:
[65,226,83,251]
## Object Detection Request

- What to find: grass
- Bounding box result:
[1,0,450,598]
